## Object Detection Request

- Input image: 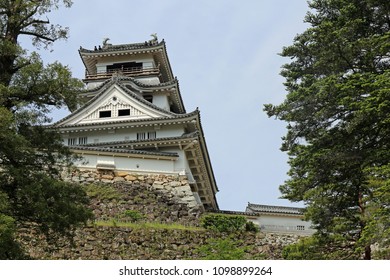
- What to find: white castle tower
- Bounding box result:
[52,36,219,210]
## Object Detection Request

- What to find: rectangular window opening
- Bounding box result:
[68,138,76,146]
[144,95,153,103]
[107,62,143,72]
[137,132,146,140]
[99,110,111,118]
[297,225,305,231]
[79,137,88,145]
[137,131,156,141]
[148,131,156,139]
[118,109,130,116]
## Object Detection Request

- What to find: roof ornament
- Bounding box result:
[149,33,158,44]
[102,38,111,49]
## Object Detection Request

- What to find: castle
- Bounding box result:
[51,36,218,211]
[51,36,313,236]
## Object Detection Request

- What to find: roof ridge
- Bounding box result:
[51,110,199,129]
[79,40,165,53]
[82,76,178,93]
[248,202,304,210]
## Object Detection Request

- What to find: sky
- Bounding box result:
[31,0,311,211]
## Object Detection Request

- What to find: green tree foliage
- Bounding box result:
[197,238,248,260]
[358,164,390,258]
[0,0,92,259]
[0,190,25,259]
[264,0,390,259]
[200,214,258,233]
[121,210,145,222]
[282,234,360,260]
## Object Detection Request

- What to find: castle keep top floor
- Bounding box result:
[78,37,185,115]
[80,38,173,87]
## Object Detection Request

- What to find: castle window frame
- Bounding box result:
[118,109,131,116]
[68,138,77,146]
[148,131,156,139]
[99,110,111,118]
[137,132,146,140]
[144,95,153,103]
[297,225,305,231]
[79,137,88,145]
[137,131,156,141]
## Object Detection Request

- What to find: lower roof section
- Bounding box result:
[70,145,179,160]
[246,202,304,216]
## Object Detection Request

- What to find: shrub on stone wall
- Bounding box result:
[245,221,259,233]
[197,237,248,260]
[83,184,121,201]
[120,210,145,222]
[200,214,248,233]
[200,214,259,233]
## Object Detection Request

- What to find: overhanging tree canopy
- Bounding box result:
[264,0,390,259]
[0,0,92,259]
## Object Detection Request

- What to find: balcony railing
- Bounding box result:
[84,66,160,80]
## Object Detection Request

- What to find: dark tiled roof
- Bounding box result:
[81,75,179,93]
[69,146,178,158]
[82,132,199,148]
[246,203,304,215]
[210,209,259,217]
[51,110,199,130]
[79,40,164,54]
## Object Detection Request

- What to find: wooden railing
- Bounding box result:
[84,66,160,80]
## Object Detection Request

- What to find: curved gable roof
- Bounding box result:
[80,76,186,114]
[52,77,187,127]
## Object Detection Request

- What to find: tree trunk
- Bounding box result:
[0,56,15,86]
[364,245,371,260]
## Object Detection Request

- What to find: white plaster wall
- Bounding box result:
[152,93,170,111]
[156,125,185,138]
[252,215,314,235]
[86,81,104,90]
[75,153,177,174]
[63,125,186,145]
[162,148,187,173]
[136,77,160,85]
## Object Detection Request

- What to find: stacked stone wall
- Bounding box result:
[15,168,302,259]
[63,169,202,222]
[18,225,301,260]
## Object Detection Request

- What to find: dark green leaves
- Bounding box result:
[9,53,84,111]
[265,0,390,259]
[0,0,91,259]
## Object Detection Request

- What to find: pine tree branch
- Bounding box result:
[19,30,55,42]
[19,5,41,27]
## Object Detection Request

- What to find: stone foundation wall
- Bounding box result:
[16,168,302,260]
[63,169,202,216]
[18,225,301,260]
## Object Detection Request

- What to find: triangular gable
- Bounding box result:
[55,83,174,127]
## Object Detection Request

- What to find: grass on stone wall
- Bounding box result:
[94,219,203,231]
[83,184,122,201]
